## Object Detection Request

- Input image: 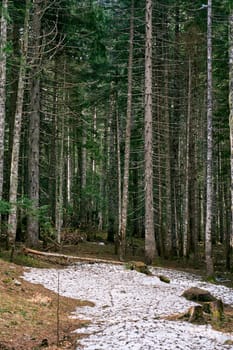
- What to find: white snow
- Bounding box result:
[23,263,233,350]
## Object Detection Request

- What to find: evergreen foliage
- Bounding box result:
[0,0,232,271]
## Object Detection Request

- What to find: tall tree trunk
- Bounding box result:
[0,0,8,202]
[55,59,66,243]
[156,100,163,256]
[27,0,42,247]
[48,63,57,224]
[170,5,181,257]
[183,56,192,258]
[98,117,108,232]
[189,114,198,259]
[80,120,87,226]
[5,19,20,207]
[164,60,172,258]
[81,125,87,190]
[205,0,214,276]
[229,9,233,269]
[67,133,72,205]
[116,106,121,253]
[8,0,30,248]
[55,115,64,244]
[119,0,134,261]
[144,0,157,264]
[107,91,117,243]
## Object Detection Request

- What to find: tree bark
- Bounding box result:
[107,90,117,243]
[0,0,8,201]
[8,0,30,247]
[170,5,181,257]
[27,0,42,247]
[55,58,66,243]
[119,0,134,261]
[229,10,233,269]
[164,59,172,258]
[144,0,157,264]
[80,112,88,226]
[48,62,57,224]
[116,106,122,254]
[183,56,192,258]
[67,133,72,205]
[205,0,214,276]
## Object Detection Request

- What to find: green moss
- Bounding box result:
[158,275,170,283]
[206,275,216,283]
[125,261,152,275]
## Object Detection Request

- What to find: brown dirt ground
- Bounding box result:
[0,257,93,350]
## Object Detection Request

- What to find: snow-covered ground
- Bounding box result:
[23,263,233,350]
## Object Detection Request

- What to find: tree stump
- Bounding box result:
[188,305,205,323]
[182,287,224,325]
[209,299,224,323]
[182,287,216,302]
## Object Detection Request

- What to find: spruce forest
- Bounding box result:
[0,0,233,276]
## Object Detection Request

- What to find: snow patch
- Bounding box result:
[23,264,233,350]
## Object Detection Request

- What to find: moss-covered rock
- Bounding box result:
[126,261,152,275]
[158,275,170,283]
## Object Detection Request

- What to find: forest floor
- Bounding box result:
[0,253,94,350]
[0,236,233,349]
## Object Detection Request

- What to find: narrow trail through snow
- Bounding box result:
[23,263,233,350]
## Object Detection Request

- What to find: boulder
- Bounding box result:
[158,275,170,283]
